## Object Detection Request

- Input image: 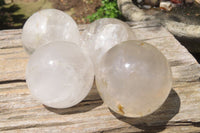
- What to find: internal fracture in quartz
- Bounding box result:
[96,40,172,117]
[81,18,136,66]
[22,9,80,54]
[26,41,94,108]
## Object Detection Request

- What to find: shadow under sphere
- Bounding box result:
[110,89,180,133]
[44,83,103,115]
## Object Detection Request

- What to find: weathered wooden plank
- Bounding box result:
[0,81,199,132]
[0,22,200,132]
[0,48,28,82]
[0,29,22,49]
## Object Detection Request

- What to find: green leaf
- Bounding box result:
[86,0,123,22]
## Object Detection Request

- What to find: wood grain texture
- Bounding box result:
[0,21,200,133]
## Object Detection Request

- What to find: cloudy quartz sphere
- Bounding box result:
[81,18,136,66]
[96,40,172,117]
[26,41,94,108]
[22,9,80,54]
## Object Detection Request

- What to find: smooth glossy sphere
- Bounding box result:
[81,18,136,66]
[26,41,94,108]
[22,9,80,54]
[96,40,172,117]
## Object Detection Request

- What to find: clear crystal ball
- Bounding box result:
[96,40,172,117]
[26,41,94,108]
[81,18,136,66]
[22,9,80,54]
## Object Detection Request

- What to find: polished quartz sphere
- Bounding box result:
[81,18,136,66]
[26,41,94,108]
[22,9,80,54]
[96,40,172,117]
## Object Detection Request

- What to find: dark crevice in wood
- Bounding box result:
[0,45,23,49]
[0,79,26,84]
[174,78,200,83]
[170,121,200,127]
[0,121,74,131]
[96,127,130,133]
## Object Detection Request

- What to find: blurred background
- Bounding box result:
[0,0,103,29]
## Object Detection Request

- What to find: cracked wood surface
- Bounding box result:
[0,21,200,133]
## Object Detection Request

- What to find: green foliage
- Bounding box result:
[87,0,123,22]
